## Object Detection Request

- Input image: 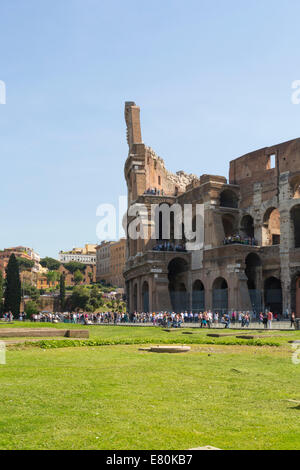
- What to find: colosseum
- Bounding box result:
[123,101,300,318]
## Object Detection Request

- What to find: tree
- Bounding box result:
[64,261,86,274]
[22,282,40,301]
[4,254,21,316]
[74,269,84,285]
[116,299,125,313]
[59,274,66,311]
[0,271,3,314]
[89,286,103,312]
[40,257,61,271]
[24,300,39,318]
[71,286,90,311]
[16,257,35,271]
[46,270,60,287]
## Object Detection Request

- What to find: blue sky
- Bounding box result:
[1,0,300,258]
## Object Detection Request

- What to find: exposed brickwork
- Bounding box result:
[124,102,300,317]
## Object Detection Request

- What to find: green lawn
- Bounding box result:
[0,324,300,449]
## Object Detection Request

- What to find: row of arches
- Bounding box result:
[220,175,300,205]
[191,276,283,314]
[222,205,300,248]
[166,256,286,314]
[131,258,300,316]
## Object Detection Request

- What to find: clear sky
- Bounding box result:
[1,0,300,258]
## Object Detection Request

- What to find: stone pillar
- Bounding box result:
[279,172,291,315]
[137,278,142,313]
[129,279,134,313]
[253,183,262,245]
[206,286,213,312]
[149,276,153,313]
[187,271,193,311]
[153,274,172,312]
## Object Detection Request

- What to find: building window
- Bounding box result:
[267,154,276,170]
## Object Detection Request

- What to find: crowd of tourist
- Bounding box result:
[144,187,165,196]
[152,241,187,252]
[0,310,297,329]
[223,234,258,246]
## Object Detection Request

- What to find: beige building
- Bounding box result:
[110,238,126,288]
[0,246,42,276]
[96,241,114,284]
[59,244,97,264]
[96,239,126,287]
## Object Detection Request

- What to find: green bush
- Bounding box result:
[26,336,280,350]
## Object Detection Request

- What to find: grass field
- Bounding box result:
[0,323,300,450]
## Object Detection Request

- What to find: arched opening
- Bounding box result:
[153,204,185,251]
[133,284,138,312]
[192,280,205,312]
[262,208,280,246]
[290,205,300,248]
[290,175,300,199]
[241,215,254,238]
[222,214,235,237]
[142,281,149,313]
[264,277,282,316]
[212,277,228,313]
[220,190,238,208]
[245,253,262,312]
[168,258,189,312]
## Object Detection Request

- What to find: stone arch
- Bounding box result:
[291,272,300,318]
[168,258,189,312]
[262,207,280,246]
[290,204,300,248]
[290,175,300,199]
[222,213,236,237]
[264,277,282,315]
[212,277,228,313]
[192,280,205,312]
[240,214,254,238]
[219,189,238,208]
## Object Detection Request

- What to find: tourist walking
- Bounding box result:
[291,312,296,329]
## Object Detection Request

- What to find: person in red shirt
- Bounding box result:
[267,310,273,329]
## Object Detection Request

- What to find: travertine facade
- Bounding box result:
[123,102,300,317]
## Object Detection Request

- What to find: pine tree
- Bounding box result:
[4,254,21,316]
[59,273,66,311]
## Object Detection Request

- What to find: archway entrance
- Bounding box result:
[142,281,149,313]
[220,190,238,208]
[262,208,280,246]
[212,277,228,314]
[291,273,300,318]
[168,258,189,312]
[241,215,254,238]
[245,253,262,313]
[222,214,235,237]
[264,277,282,315]
[290,205,300,248]
[192,280,205,312]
